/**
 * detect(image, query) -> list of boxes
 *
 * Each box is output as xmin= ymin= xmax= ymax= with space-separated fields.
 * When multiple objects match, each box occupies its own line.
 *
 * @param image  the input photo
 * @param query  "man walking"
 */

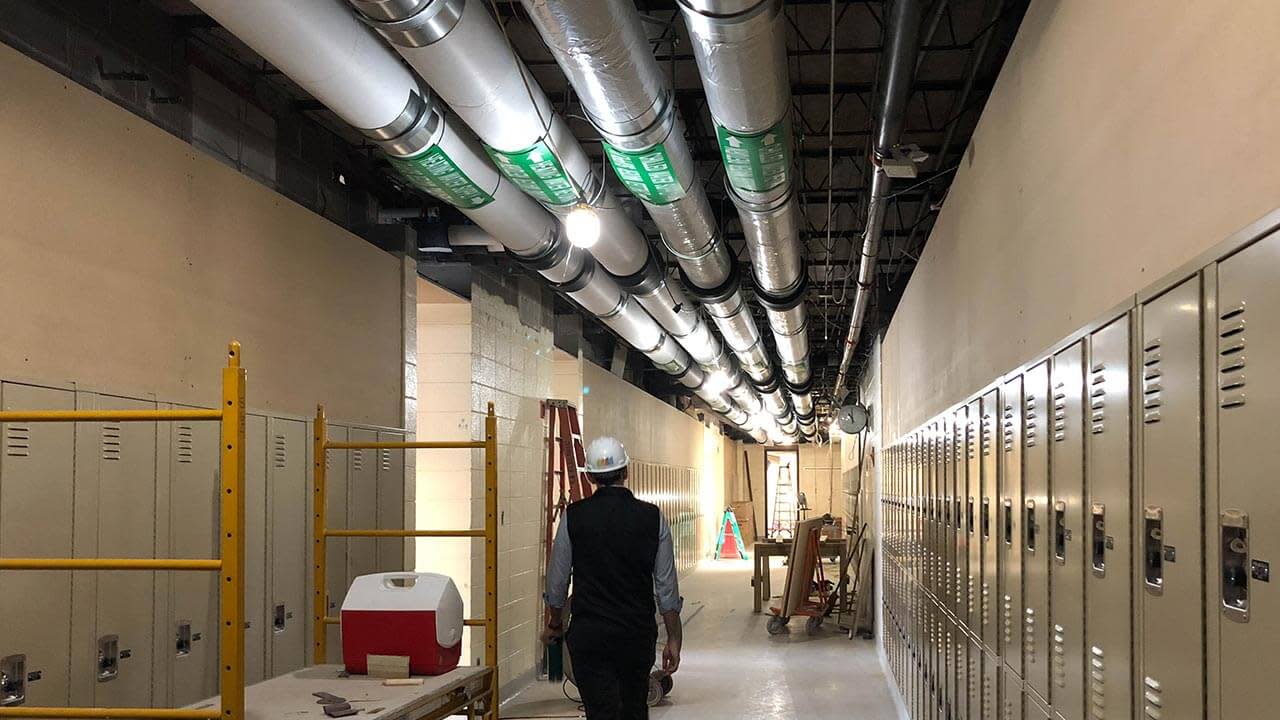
xmin=542 ymin=436 xmax=683 ymax=719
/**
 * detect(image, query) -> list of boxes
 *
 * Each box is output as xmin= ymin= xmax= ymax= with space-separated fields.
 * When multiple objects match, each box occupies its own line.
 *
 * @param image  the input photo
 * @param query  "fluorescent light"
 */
xmin=703 ymin=370 xmax=732 ymax=396
xmin=566 ymin=203 xmax=601 ymax=248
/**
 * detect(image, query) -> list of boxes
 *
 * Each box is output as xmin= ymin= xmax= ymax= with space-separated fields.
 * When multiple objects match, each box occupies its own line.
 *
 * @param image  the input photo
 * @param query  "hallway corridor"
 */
xmin=502 ymin=559 xmax=900 ymax=719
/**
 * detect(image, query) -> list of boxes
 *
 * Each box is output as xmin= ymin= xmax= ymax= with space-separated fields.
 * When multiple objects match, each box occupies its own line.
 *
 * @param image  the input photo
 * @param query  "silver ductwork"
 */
xmin=351 ymin=0 xmax=756 ymax=409
xmin=191 ymin=0 xmax=759 ymax=433
xmin=679 ymin=0 xmax=816 ymax=437
xmin=832 ymin=0 xmax=926 ymax=401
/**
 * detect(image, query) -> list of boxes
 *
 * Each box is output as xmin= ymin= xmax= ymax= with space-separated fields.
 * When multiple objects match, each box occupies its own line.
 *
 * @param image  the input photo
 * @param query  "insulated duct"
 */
xmin=190 ymin=0 xmax=752 ymax=428
xmin=348 ymin=0 xmax=758 ymax=412
xmin=518 ymin=0 xmax=779 ymax=393
xmin=678 ymin=0 xmax=816 ymax=437
xmin=832 ymin=0 xmax=925 ymax=401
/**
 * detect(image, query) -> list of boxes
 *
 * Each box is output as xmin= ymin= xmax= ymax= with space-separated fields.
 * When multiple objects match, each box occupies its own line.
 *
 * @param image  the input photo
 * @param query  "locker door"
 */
xmin=0 ymin=383 xmax=75 ymax=707
xmin=92 ymin=395 xmax=157 ymax=708
xmin=168 ymin=411 xmax=219 ymax=705
xmin=944 ymin=618 xmax=957 ymax=720
xmin=1022 ymin=360 xmax=1052 ymax=700
xmin=1049 ymin=342 xmax=1086 ymax=720
xmin=943 ymin=414 xmax=957 ymax=621
xmin=955 ymin=406 xmax=971 ymax=631
xmin=244 ymin=415 xmax=268 ymax=685
xmin=1003 ymin=663 xmax=1025 ymax=720
xmin=1084 ymin=316 xmax=1132 ymax=719
xmin=966 ymin=399 xmax=982 ymax=633
xmin=269 ymin=418 xmax=307 ymax=677
xmin=323 ymin=426 xmax=349 ymax=663
xmin=983 ymin=648 xmax=1000 ymax=719
xmin=1000 ymin=376 xmax=1025 ymax=675
xmin=981 ymin=389 xmax=1001 ymax=652
xmin=967 ymin=635 xmax=983 ymax=718
xmin=1214 ymin=233 xmax=1280 ymax=720
xmin=1026 ymin=687 xmax=1053 ymax=720
xmin=347 ymin=429 xmax=378 ymax=583
xmin=376 ymin=431 xmax=406 ymax=573
xmin=1137 ymin=277 xmax=1203 ymax=720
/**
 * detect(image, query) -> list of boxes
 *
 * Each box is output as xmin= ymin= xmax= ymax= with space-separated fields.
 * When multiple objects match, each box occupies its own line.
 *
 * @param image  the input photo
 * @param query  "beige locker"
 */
xmin=981 ymin=389 xmax=1000 ymax=652
xmin=268 ymin=418 xmax=308 ymax=677
xmin=955 ymin=405 xmax=971 ymax=631
xmin=1049 ymin=342 xmax=1085 ymax=720
xmin=1212 ymin=231 xmax=1280 ymax=720
xmin=1000 ymin=375 xmax=1025 ymax=675
xmin=1083 ymin=315 xmax=1133 ymax=719
xmin=943 ymin=413 xmax=957 ymax=620
xmin=1022 ymin=360 xmax=1052 ymax=700
xmin=167 ymin=411 xmax=219 ymax=705
xmin=347 ymin=429 xmax=378 ymax=583
xmin=966 ymin=399 xmax=982 ymax=633
xmin=1137 ymin=276 xmax=1204 ymax=720
xmin=1026 ymin=687 xmax=1053 ymax=720
xmin=90 ymin=395 xmax=157 ymax=708
xmin=244 ymin=414 xmax=268 ymax=685
xmin=323 ymin=425 xmax=349 ymax=664
xmin=1003 ymin=663 xmax=1024 ymax=720
xmin=0 ymin=383 xmax=75 ymax=708
xmin=945 ymin=618 xmax=959 ymax=720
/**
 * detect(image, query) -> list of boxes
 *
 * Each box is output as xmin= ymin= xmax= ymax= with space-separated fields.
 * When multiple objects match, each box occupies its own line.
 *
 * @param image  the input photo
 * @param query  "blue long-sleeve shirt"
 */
xmin=544 ymin=511 xmax=683 ymax=615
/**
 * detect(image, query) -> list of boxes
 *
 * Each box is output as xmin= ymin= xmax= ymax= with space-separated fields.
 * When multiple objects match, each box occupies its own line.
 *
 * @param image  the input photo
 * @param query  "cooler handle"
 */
xmin=380 ymin=573 xmax=421 ymax=590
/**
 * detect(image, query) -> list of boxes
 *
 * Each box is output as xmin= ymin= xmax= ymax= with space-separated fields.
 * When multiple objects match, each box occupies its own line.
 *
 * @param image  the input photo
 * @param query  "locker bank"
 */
xmin=1 ymin=1 xmax=1278 ymax=719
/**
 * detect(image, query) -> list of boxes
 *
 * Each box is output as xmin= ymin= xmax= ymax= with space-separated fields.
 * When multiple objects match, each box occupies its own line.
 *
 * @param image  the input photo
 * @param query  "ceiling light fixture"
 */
xmin=566 ymin=202 xmax=601 ymax=248
xmin=703 ymin=370 xmax=732 ymax=396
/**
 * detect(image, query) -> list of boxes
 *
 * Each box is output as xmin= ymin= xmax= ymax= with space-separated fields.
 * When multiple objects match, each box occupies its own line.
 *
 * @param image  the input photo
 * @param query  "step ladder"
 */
xmin=714 ymin=507 xmax=751 ymax=560
xmin=540 ymin=399 xmax=590 ymax=683
xmin=771 ymin=462 xmax=797 ymax=539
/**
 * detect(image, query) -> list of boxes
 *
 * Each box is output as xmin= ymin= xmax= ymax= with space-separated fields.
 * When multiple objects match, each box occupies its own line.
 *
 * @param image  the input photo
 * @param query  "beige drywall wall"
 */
xmin=735 ymin=441 xmax=843 ymax=533
xmin=881 ymin=0 xmax=1280 ymax=441
xmin=0 ymin=43 xmax=403 ymax=426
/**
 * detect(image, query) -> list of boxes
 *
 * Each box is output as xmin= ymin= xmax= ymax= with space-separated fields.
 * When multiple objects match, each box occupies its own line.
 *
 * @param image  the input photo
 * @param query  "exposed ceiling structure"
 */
xmin=32 ymin=0 xmax=1029 ymax=439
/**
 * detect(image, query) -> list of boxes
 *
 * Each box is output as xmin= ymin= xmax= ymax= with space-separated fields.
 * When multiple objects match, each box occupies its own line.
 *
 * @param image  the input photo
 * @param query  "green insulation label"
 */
xmin=715 ymin=119 xmax=791 ymax=193
xmin=391 ymin=146 xmax=494 ymax=210
xmin=484 ymin=140 xmax=578 ymax=206
xmin=602 ymin=142 xmax=684 ymax=205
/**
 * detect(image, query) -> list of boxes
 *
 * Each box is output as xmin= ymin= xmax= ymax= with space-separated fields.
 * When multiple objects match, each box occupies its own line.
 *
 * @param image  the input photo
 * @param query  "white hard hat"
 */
xmin=584 ymin=436 xmax=630 ymax=474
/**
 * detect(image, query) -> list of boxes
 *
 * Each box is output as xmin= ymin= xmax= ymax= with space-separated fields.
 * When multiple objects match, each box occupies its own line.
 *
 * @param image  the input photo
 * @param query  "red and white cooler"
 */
xmin=341 ymin=572 xmax=464 ymax=676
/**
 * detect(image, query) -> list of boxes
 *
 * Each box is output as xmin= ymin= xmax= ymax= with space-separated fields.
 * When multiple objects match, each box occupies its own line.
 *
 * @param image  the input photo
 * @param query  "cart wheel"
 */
xmin=806 ymin=616 xmax=823 ymax=635
xmin=647 ymin=676 xmax=664 ymax=707
xmin=660 ymin=674 xmax=674 ymax=696
xmin=767 ymin=615 xmax=788 ymax=635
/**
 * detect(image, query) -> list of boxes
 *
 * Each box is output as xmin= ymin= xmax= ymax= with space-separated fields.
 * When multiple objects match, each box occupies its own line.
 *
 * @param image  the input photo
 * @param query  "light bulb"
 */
xmin=703 ymin=370 xmax=732 ymax=396
xmin=566 ymin=203 xmax=601 ymax=248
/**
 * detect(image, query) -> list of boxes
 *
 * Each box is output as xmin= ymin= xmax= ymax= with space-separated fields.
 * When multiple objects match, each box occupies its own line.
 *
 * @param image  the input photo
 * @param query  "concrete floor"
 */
xmin=500 ymin=558 xmax=901 ymax=719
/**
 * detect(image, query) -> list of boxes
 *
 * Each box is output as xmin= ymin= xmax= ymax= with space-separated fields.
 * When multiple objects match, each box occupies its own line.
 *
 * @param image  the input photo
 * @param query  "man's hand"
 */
xmin=540 ymin=623 xmax=564 ymax=646
xmin=661 ymin=640 xmax=681 ymax=675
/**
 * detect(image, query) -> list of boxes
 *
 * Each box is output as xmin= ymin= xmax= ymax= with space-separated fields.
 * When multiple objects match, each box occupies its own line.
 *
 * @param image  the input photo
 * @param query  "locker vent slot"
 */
xmin=1143 ymin=340 xmax=1164 ymax=422
xmin=380 ymin=448 xmax=392 ymax=472
xmin=102 ymin=424 xmax=122 ymax=461
xmin=1024 ymin=609 xmax=1036 ymax=659
xmin=1089 ymin=364 xmax=1106 ymax=433
xmin=1052 ymin=624 xmax=1067 ymax=689
xmin=176 ymin=426 xmax=194 ymax=464
xmin=1003 ymin=402 xmax=1016 ymax=451
xmin=352 ymin=449 xmax=364 ymax=472
xmin=982 ymin=413 xmax=994 ymax=457
xmin=4 ymin=425 xmax=31 ymax=457
xmin=1053 ymin=386 xmax=1067 ymax=440
xmin=272 ymin=434 xmax=287 ymax=469
xmin=1089 ymin=645 xmax=1106 ymax=717
xmin=1002 ymin=594 xmax=1014 ymax=647
xmin=1025 ymin=393 xmax=1038 ymax=447
xmin=1143 ymin=676 xmax=1163 ymax=719
xmin=1218 ymin=305 xmax=1247 ymax=409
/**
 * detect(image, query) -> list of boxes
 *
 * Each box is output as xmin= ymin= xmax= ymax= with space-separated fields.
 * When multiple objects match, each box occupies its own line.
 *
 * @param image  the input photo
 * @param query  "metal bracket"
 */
xmin=94 ymin=56 xmax=148 ymax=82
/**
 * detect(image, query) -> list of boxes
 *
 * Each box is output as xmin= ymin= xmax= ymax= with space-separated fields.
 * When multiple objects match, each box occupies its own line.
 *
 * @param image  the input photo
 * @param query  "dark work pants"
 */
xmin=567 ymin=625 xmax=656 ymax=720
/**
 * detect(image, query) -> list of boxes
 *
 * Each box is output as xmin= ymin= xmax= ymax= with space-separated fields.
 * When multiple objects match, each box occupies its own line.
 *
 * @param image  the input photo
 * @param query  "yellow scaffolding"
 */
xmin=0 ymin=342 xmax=246 ymax=720
xmin=313 ymin=402 xmax=499 ymax=720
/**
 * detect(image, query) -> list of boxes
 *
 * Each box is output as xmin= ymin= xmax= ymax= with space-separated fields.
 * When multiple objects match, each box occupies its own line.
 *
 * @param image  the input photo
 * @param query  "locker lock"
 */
xmin=176 ymin=622 xmax=193 ymax=657
xmin=97 ymin=635 xmax=119 ymax=683
xmin=1221 ymin=510 xmax=1250 ymax=623
xmin=0 ymin=655 xmax=25 ymax=707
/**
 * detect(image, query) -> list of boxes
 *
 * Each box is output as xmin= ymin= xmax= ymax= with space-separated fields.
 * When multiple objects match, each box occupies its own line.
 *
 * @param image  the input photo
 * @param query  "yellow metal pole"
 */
xmin=0 ymin=559 xmax=220 ymax=571
xmin=0 ymin=708 xmax=222 ymax=719
xmin=219 ymin=341 xmax=246 ymax=720
xmin=324 ymin=529 xmax=486 ymax=538
xmin=313 ymin=404 xmax=328 ymax=664
xmin=0 ymin=409 xmax=222 ymax=423
xmin=484 ymin=402 xmax=498 ymax=720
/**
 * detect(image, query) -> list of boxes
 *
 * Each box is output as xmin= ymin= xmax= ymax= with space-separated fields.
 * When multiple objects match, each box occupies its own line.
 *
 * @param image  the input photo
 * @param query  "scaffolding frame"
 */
xmin=0 ymin=342 xmax=247 ymax=720
xmin=313 ymin=402 xmax=498 ymax=720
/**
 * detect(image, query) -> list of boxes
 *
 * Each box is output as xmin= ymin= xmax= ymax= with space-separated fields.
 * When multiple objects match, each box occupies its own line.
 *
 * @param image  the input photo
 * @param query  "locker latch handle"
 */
xmin=967 ymin=498 xmax=975 ymax=536
xmin=1003 ymin=499 xmax=1014 ymax=546
xmin=1025 ymin=499 xmax=1037 ymax=553
xmin=955 ymin=499 xmax=962 ymax=532
xmin=1090 ymin=503 xmax=1107 ymax=576
xmin=97 ymin=635 xmax=119 ymax=683
xmin=1053 ymin=501 xmax=1067 ymax=564
xmin=274 ymin=604 xmax=287 ymax=634
xmin=1143 ymin=506 xmax=1164 ymax=594
xmin=982 ymin=498 xmax=991 ymax=539
xmin=1221 ymin=510 xmax=1250 ymax=623
xmin=0 ymin=655 xmax=25 ymax=706
xmin=176 ymin=622 xmax=192 ymax=657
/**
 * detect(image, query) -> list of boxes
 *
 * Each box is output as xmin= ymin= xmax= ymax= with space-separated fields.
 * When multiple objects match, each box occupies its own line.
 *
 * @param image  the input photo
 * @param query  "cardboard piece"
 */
xmin=730 ymin=501 xmax=758 ymax=543
xmin=366 ymin=654 xmax=411 ymax=680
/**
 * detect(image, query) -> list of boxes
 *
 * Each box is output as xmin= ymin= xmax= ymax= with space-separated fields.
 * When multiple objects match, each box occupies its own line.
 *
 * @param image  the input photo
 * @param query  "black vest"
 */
xmin=566 ymin=485 xmax=660 ymax=638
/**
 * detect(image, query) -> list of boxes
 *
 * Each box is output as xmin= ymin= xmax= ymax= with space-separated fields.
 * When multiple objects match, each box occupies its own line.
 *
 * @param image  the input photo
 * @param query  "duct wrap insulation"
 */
xmin=680 ymin=0 xmax=815 ymax=436
xmin=350 ymin=0 xmax=758 ymax=412
xmin=190 ymin=0 xmax=761 ymax=429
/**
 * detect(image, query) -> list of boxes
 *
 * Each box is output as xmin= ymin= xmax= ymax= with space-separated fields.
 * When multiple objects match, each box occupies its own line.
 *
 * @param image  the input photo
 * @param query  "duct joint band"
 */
xmin=661 ymin=231 xmax=724 ymax=265
xmin=792 ymin=406 xmax=816 ymax=424
xmin=749 ymin=372 xmax=781 ymax=395
xmin=613 ymin=251 xmax=667 ymax=297
xmin=363 ymin=88 xmax=443 ymax=158
xmin=547 ymin=255 xmax=601 ymax=297
xmin=784 ymin=374 xmax=815 ymax=397
xmin=352 ymin=0 xmax=465 ymax=48
xmin=680 ymin=258 xmax=741 ymax=305
xmin=506 ymin=233 xmax=567 ymax=273
xmin=754 ymin=269 xmax=809 ymax=312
